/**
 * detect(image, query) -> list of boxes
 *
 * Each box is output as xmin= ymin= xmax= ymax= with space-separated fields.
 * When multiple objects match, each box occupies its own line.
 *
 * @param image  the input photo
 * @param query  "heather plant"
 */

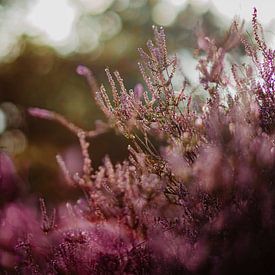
xmin=0 ymin=8 xmax=275 ymax=275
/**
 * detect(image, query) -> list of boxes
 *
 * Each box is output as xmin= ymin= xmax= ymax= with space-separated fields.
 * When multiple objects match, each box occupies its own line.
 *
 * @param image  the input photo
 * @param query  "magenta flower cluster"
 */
xmin=0 ymin=8 xmax=274 ymax=274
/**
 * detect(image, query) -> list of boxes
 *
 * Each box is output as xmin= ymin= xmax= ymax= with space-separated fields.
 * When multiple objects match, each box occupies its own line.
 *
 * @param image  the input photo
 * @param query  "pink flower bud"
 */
xmin=76 ymin=65 xmax=91 ymax=76
xmin=28 ymin=108 xmax=54 ymax=119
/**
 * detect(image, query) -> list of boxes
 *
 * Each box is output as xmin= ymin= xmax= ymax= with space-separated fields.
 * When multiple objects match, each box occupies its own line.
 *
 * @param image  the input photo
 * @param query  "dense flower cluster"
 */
xmin=0 ymin=8 xmax=274 ymax=274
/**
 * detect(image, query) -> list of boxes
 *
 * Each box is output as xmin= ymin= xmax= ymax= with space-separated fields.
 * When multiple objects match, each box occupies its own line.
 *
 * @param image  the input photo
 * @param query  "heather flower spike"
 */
xmin=39 ymin=198 xmax=56 ymax=234
xmin=3 ymin=10 xmax=274 ymax=274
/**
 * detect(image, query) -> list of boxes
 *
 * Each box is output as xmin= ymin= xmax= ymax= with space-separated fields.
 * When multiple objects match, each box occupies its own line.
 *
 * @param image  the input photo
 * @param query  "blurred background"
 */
xmin=0 ymin=0 xmax=274 ymax=202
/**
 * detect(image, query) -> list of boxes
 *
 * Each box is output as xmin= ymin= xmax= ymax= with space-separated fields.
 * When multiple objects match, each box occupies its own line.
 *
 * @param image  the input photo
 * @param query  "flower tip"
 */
xmin=76 ymin=65 xmax=90 ymax=76
xmin=28 ymin=108 xmax=53 ymax=119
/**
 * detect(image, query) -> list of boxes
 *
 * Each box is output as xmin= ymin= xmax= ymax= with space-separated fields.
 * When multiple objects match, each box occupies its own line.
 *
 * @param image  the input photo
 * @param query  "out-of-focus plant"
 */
xmin=0 ymin=8 xmax=274 ymax=274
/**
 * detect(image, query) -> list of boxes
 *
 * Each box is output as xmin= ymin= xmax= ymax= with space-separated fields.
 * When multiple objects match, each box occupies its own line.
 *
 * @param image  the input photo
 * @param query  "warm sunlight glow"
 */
xmin=27 ymin=0 xmax=76 ymax=42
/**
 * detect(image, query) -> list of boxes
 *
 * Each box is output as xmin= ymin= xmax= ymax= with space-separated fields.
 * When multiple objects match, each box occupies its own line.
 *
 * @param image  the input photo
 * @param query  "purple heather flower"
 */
xmin=5 ymin=9 xmax=275 ymax=275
